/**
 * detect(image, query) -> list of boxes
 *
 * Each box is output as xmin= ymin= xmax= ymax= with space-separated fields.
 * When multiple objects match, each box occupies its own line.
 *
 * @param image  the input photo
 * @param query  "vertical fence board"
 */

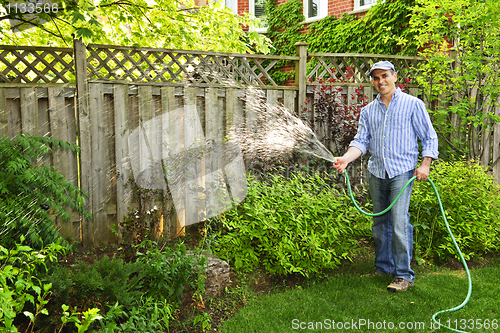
xmin=183 ymin=86 xmax=201 ymax=230
xmin=65 ymin=95 xmax=80 ymax=238
xmin=161 ymin=86 xmax=183 ymax=236
xmin=225 ymin=88 xmax=239 ymax=133
xmin=347 ymin=86 xmax=356 ymax=107
xmin=205 ymin=87 xmax=221 ymax=219
xmin=364 ymin=86 xmax=373 ymax=103
xmin=0 ymin=88 xmax=7 ymax=137
xmin=38 ymin=96 xmax=52 ymax=167
xmin=75 ymin=39 xmax=93 ymax=246
xmin=138 ymin=86 xmax=154 ymax=183
xmin=89 ymin=83 xmax=112 ymax=245
xmin=7 ymin=97 xmax=21 ymax=139
xmin=49 ymin=87 xmax=76 ymax=240
xmin=153 ymin=94 xmax=165 ymax=232
xmin=21 ymin=87 xmax=38 ymax=135
xmin=283 ymin=90 xmax=295 ymax=114
xmin=114 ymin=84 xmax=130 ymax=244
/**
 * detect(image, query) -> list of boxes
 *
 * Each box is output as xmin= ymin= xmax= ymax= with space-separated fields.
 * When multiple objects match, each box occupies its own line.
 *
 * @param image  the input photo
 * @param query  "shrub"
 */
xmin=211 ymin=171 xmax=372 ymax=277
xmin=411 ymin=159 xmax=500 ymax=262
xmin=0 ymin=134 xmax=91 ymax=249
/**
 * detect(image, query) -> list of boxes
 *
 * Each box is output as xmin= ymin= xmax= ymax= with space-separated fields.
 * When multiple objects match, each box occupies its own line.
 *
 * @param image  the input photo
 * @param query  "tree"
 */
xmin=0 ymin=0 xmax=271 ymax=53
xmin=410 ymin=0 xmax=500 ymax=163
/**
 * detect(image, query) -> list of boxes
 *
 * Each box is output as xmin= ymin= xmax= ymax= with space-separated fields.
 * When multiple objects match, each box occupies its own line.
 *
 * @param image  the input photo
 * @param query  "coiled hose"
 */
xmin=342 ymin=171 xmax=472 ymax=333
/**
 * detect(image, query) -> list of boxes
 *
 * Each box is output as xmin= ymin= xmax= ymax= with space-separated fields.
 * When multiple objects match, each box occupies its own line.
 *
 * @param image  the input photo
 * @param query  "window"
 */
xmin=354 ymin=0 xmax=376 ymax=12
xmin=304 ymin=0 xmax=327 ymax=21
xmin=225 ymin=0 xmax=237 ymax=13
xmin=249 ymin=0 xmax=267 ymax=31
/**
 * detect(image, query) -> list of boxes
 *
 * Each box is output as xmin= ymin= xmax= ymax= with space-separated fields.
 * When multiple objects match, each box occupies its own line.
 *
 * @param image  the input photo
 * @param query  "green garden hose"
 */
xmin=342 ymin=171 xmax=472 ymax=333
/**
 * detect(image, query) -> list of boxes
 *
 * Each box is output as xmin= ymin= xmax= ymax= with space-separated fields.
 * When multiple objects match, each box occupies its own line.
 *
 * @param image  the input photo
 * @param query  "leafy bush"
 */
xmin=211 ymin=171 xmax=372 ymax=277
xmin=0 ymin=134 xmax=91 ymax=249
xmin=411 ymin=159 xmax=500 ymax=262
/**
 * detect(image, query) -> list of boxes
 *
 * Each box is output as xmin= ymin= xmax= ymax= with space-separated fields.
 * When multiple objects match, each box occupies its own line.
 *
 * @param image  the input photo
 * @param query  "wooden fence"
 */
xmin=0 ymin=39 xmax=491 ymax=247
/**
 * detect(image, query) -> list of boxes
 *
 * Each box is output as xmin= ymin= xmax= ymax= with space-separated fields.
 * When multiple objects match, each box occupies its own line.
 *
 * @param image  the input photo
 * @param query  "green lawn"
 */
xmin=219 ymin=260 xmax=499 ymax=333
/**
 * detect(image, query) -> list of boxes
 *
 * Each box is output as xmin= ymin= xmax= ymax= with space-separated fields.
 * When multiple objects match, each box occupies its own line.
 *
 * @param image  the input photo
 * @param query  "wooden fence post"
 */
xmin=295 ymin=42 xmax=308 ymax=116
xmin=74 ymin=38 xmax=94 ymax=247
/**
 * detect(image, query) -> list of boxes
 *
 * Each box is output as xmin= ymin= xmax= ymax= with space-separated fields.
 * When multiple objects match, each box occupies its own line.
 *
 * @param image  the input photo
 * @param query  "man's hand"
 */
xmin=414 ymin=157 xmax=433 ymax=181
xmin=333 ymin=156 xmax=349 ymax=174
xmin=333 ymin=147 xmax=362 ymax=174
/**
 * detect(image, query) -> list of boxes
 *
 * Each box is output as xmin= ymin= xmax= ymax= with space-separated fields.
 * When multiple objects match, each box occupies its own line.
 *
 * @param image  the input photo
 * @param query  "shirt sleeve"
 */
xmin=412 ymin=99 xmax=439 ymax=159
xmin=349 ymin=107 xmax=371 ymax=155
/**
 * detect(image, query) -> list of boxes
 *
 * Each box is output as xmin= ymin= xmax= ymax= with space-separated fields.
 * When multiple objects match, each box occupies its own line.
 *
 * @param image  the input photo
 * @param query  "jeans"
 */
xmin=368 ymin=170 xmax=415 ymax=282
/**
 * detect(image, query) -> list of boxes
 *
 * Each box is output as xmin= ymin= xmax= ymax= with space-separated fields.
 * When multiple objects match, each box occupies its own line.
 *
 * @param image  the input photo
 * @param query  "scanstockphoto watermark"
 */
xmin=291 ymin=318 xmax=429 ymax=330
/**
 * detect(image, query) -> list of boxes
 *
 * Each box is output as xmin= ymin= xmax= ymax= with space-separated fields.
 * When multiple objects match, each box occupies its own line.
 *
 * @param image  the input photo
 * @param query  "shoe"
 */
xmin=387 ymin=278 xmax=414 ymax=292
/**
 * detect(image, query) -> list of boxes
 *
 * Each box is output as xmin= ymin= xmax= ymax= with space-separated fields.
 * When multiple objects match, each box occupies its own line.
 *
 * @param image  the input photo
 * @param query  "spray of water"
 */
xmin=128 ymin=87 xmax=336 ymax=227
xmin=229 ymin=87 xmax=336 ymax=166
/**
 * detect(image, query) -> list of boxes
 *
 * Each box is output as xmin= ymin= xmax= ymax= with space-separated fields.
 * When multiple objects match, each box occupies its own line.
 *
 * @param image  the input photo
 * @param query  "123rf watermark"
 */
xmin=292 ymin=318 xmax=498 ymax=330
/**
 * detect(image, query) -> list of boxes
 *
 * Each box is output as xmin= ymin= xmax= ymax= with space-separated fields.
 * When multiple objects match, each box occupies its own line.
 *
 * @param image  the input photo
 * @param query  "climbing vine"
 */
xmin=265 ymin=0 xmax=420 ymax=58
xmin=265 ymin=0 xmax=304 ymax=84
xmin=307 ymin=0 xmax=419 ymax=55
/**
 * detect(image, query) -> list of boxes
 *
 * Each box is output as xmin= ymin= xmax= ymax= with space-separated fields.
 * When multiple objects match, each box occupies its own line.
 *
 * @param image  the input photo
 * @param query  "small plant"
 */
xmin=0 ymin=237 xmax=67 ymax=332
xmin=194 ymin=312 xmax=212 ymax=332
xmin=136 ymin=240 xmax=207 ymax=303
xmin=58 ymin=305 xmax=102 ymax=333
xmin=93 ymin=298 xmax=174 ymax=333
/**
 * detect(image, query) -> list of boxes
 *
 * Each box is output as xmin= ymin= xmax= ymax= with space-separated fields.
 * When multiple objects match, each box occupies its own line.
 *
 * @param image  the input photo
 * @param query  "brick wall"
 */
xmin=238 ymin=0 xmax=249 ymax=15
xmin=329 ymin=0 xmax=354 ymax=17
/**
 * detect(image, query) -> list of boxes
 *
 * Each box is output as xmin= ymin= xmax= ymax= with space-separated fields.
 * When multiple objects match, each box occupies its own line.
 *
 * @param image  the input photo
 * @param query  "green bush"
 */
xmin=411 ymin=159 xmax=500 ymax=262
xmin=211 ymin=171 xmax=372 ymax=277
xmin=0 ymin=134 xmax=91 ymax=249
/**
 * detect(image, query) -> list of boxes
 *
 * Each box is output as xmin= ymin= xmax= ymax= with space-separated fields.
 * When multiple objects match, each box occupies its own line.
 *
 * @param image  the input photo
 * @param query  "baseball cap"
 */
xmin=369 ymin=61 xmax=396 ymax=77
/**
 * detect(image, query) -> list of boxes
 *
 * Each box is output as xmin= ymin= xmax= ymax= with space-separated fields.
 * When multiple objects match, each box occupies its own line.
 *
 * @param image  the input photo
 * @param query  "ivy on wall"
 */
xmin=266 ymin=0 xmax=304 ymax=56
xmin=265 ymin=0 xmax=420 ymax=57
xmin=265 ymin=0 xmax=304 ymax=84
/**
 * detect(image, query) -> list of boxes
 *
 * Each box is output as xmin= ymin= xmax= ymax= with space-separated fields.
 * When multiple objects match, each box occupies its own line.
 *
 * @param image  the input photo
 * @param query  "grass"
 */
xmin=218 ymin=254 xmax=500 ymax=333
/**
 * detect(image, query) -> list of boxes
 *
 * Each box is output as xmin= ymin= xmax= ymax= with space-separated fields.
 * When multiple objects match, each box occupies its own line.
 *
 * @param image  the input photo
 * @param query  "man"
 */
xmin=333 ymin=61 xmax=439 ymax=292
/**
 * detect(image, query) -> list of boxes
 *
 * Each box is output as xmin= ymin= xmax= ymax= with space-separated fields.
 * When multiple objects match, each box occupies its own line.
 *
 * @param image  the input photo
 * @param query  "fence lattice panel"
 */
xmin=0 ymin=46 xmax=74 ymax=84
xmin=307 ymin=53 xmax=426 ymax=85
xmin=87 ymin=44 xmax=297 ymax=86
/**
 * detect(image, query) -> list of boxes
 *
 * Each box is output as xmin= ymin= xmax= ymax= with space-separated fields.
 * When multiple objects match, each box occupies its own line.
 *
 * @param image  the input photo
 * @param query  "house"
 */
xmin=225 ymin=0 xmax=376 ymax=32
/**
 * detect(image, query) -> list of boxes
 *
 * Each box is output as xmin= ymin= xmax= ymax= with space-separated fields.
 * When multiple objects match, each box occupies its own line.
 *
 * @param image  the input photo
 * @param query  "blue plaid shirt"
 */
xmin=349 ymin=88 xmax=439 ymax=179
